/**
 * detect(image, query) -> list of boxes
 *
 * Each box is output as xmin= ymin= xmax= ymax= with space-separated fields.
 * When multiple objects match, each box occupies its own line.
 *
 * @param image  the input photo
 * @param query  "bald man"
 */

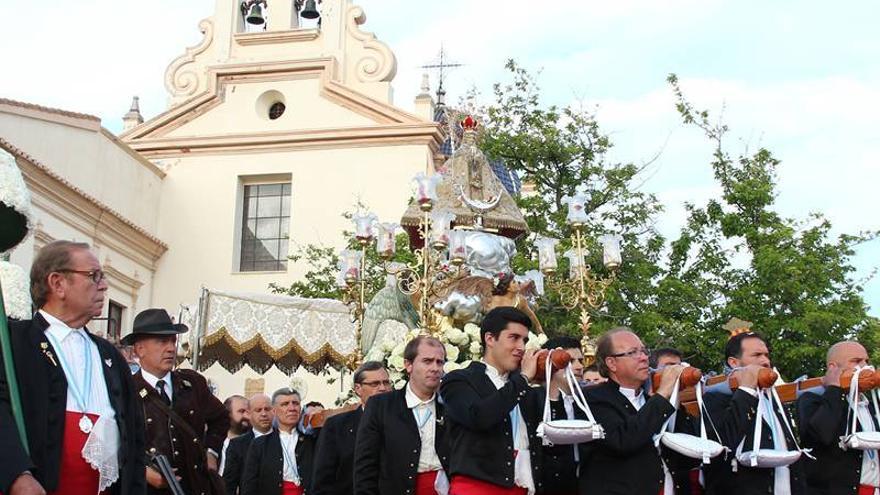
xmin=798 ymin=341 xmax=875 ymax=495
xmin=223 ymin=394 xmax=274 ymax=494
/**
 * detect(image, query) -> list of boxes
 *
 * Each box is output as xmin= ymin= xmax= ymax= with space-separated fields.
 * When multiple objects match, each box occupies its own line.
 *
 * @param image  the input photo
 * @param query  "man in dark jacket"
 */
xmin=702 ymin=328 xmax=805 ymax=495
xmin=223 ymin=393 xmax=274 ymax=494
xmin=0 ymin=240 xmax=145 ymax=495
xmin=127 ymin=308 xmax=229 ymax=495
xmin=311 ymin=361 xmax=391 ymax=495
xmin=439 ymin=306 xmax=543 ymax=495
xmin=241 ymin=388 xmax=315 ymax=495
xmin=577 ymin=327 xmax=690 ymax=495
xmin=798 ymin=340 xmax=876 ymax=495
xmin=354 ymin=335 xmax=451 ymax=495
xmin=537 ymin=336 xmax=584 ymax=495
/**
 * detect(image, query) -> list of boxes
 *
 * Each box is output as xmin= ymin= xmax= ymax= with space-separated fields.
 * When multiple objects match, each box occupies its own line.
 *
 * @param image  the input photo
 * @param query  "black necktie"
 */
xmin=157 ymin=379 xmax=172 ymax=406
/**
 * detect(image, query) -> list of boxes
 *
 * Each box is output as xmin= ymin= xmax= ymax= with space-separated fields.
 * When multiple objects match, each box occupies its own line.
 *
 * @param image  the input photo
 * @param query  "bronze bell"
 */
xmin=246 ymin=3 xmax=265 ymax=25
xmin=300 ymin=0 xmax=320 ymax=19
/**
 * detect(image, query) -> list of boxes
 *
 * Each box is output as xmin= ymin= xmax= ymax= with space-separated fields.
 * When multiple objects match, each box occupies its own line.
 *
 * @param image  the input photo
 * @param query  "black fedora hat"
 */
xmin=121 ymin=308 xmax=188 ymax=345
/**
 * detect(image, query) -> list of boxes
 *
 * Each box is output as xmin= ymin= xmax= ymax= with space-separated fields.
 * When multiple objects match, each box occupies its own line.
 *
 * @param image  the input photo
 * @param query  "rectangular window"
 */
xmin=107 ymin=300 xmax=124 ymax=344
xmin=239 ymin=182 xmax=291 ymax=271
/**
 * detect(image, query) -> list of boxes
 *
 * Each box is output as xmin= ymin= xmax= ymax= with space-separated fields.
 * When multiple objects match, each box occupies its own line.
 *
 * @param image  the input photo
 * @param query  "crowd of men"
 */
xmin=1 ymin=240 xmax=878 ymax=495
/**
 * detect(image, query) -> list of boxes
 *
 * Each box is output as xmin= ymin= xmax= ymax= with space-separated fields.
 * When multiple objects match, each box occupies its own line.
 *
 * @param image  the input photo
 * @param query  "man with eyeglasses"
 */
xmin=354 ymin=336 xmax=451 ymax=495
xmin=0 ymin=240 xmax=146 ymax=495
xmin=312 ymin=360 xmax=391 ymax=495
xmin=577 ymin=327 xmax=692 ymax=495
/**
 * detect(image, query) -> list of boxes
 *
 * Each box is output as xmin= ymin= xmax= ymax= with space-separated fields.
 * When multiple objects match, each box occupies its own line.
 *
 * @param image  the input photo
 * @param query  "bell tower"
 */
xmin=159 ymin=0 xmax=398 ymax=109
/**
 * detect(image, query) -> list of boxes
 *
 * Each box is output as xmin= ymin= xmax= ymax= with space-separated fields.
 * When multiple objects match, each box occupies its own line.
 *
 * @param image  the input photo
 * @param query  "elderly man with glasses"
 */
xmin=312 ymin=360 xmax=390 ymax=495
xmin=577 ymin=327 xmax=694 ymax=495
xmin=1 ymin=240 xmax=146 ymax=495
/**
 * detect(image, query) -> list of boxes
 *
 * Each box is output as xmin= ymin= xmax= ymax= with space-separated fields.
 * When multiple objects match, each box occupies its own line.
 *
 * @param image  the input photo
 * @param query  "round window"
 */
xmin=269 ymin=102 xmax=286 ymax=120
xmin=255 ymin=90 xmax=286 ymax=121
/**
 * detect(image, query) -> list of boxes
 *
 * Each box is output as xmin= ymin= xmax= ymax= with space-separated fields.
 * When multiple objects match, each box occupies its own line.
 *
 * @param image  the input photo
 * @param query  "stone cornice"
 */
xmin=126 ymin=122 xmax=444 ymax=157
xmin=122 ymin=58 xmax=430 ymax=141
xmin=234 ymin=28 xmax=320 ymax=45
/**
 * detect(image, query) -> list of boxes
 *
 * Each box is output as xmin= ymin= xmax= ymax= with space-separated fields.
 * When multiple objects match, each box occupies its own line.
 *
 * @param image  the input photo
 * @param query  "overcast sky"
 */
xmin=2 ymin=0 xmax=878 ymax=316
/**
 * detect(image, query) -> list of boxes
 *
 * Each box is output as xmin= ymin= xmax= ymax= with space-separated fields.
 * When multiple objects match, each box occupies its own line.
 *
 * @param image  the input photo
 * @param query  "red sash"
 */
xmin=449 ymin=475 xmax=527 ymax=495
xmin=282 ymin=481 xmax=305 ymax=495
xmin=47 ymin=411 xmax=103 ymax=495
xmin=415 ymin=470 xmax=440 ymax=495
xmin=859 ymin=485 xmax=879 ymax=495
xmin=689 ymin=469 xmax=704 ymax=495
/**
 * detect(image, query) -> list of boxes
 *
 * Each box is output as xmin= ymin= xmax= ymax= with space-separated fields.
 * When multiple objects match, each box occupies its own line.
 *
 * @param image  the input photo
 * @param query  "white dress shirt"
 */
xmin=405 ymin=383 xmax=443 ymax=473
xmin=618 ymin=386 xmax=646 ymax=411
xmin=41 ymin=310 xmax=114 ymax=417
xmin=483 ymin=361 xmax=535 ymax=495
xmin=140 ymin=368 xmax=173 ymax=402
xmin=855 ymin=397 xmax=880 ymax=487
xmin=280 ymin=429 xmax=301 ymax=484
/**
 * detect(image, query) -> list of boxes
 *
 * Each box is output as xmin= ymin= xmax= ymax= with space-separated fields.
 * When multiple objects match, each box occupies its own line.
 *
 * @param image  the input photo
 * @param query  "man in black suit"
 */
xmin=577 ymin=327 xmax=691 ymax=495
xmin=798 ymin=341 xmax=876 ymax=495
xmin=312 ymin=361 xmax=391 ymax=495
xmin=702 ymin=328 xmax=806 ymax=495
xmin=354 ymin=335 xmax=450 ymax=495
xmin=241 ymin=388 xmax=315 ymax=495
xmin=440 ymin=306 xmax=543 ymax=495
xmin=537 ymin=336 xmax=584 ymax=495
xmin=223 ymin=393 xmax=274 ymax=494
xmin=219 ymin=395 xmax=250 ymax=475
xmin=0 ymin=240 xmax=145 ymax=495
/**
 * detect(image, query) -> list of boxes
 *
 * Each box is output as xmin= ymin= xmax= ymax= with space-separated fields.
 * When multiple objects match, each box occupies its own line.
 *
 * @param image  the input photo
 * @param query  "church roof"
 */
xmin=0 ymin=97 xmax=100 ymax=123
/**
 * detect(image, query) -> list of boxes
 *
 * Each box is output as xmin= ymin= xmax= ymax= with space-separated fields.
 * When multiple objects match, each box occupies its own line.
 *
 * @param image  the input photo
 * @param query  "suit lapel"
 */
xmin=397 ymin=389 xmax=420 ymax=437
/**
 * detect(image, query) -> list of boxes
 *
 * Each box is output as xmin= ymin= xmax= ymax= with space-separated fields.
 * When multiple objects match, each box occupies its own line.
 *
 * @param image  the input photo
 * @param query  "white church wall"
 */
xmin=149 ymin=143 xmax=430 ymax=313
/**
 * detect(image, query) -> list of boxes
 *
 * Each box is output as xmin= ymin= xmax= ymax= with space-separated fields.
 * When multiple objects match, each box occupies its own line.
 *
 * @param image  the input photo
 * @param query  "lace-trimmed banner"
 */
xmin=193 ymin=289 xmax=358 ymax=374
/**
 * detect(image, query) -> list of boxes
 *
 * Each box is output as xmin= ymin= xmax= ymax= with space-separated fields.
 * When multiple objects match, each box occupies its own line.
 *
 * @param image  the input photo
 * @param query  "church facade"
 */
xmin=1 ymin=0 xmax=444 ymax=403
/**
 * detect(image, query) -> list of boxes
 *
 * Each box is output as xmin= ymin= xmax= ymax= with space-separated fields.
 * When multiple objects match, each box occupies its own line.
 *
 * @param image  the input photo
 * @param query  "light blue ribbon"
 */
xmin=45 ymin=331 xmax=92 ymax=413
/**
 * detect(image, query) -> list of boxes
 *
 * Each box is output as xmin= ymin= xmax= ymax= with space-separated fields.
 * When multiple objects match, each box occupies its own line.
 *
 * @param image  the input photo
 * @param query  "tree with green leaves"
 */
xmin=654 ymin=74 xmax=880 ymax=378
xmin=270 ymin=62 xmax=879 ymax=379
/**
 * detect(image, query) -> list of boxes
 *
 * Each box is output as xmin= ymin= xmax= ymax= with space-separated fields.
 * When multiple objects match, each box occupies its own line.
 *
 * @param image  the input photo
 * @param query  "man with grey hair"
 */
xmin=578 ymin=327 xmax=690 ymax=495
xmin=223 ymin=393 xmax=274 ymax=494
xmin=0 ymin=240 xmax=145 ymax=495
xmin=313 ymin=361 xmax=391 ymax=495
xmin=241 ymin=388 xmax=315 ymax=495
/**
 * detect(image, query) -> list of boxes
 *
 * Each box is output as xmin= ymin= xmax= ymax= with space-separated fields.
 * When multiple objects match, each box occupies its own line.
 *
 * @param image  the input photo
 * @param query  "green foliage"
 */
xmin=269 ymin=207 xmax=417 ymax=299
xmin=467 ymin=60 xmax=667 ymax=339
xmin=271 ymin=63 xmax=880 ymax=380
xmin=659 ymin=74 xmax=880 ymax=377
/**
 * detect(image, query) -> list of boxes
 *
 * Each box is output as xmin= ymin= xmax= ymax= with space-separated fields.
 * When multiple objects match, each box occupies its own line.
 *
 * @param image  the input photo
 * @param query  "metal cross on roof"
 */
xmin=419 ymin=45 xmax=464 ymax=106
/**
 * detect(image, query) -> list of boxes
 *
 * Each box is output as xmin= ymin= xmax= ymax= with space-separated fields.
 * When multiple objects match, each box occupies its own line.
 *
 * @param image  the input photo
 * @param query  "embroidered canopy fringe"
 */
xmin=193 ymin=289 xmax=359 ymax=373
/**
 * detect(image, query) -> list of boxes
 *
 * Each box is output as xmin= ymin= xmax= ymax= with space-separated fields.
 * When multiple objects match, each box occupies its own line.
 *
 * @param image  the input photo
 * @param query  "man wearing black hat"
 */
xmin=124 ymin=308 xmax=229 ymax=495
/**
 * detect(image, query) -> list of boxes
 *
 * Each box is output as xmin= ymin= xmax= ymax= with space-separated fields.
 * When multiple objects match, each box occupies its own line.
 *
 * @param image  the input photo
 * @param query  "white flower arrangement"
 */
xmin=0 ymin=149 xmax=34 ymax=253
xmin=0 ymin=260 xmax=31 ymax=319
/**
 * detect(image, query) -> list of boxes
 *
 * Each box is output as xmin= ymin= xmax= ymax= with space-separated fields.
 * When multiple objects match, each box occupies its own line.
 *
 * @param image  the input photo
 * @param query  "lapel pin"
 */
xmin=182 ymin=379 xmax=192 ymax=388
xmin=139 ymin=388 xmax=148 ymax=398
xmin=40 ymin=342 xmax=48 ymax=350
xmin=105 ymin=358 xmax=113 ymax=368
xmin=43 ymin=350 xmax=58 ymax=367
